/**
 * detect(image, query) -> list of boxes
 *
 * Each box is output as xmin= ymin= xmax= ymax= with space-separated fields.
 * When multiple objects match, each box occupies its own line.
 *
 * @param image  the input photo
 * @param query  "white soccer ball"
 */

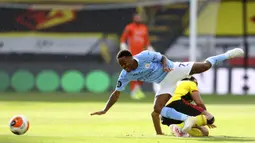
xmin=9 ymin=115 xmax=30 ymax=135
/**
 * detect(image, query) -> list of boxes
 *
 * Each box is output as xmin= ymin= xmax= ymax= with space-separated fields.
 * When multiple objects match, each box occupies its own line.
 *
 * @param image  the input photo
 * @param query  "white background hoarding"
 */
xmin=166 ymin=36 xmax=255 ymax=61
xmin=198 ymin=68 xmax=255 ymax=95
xmin=153 ymin=68 xmax=255 ymax=95
xmin=0 ymin=35 xmax=117 ymax=55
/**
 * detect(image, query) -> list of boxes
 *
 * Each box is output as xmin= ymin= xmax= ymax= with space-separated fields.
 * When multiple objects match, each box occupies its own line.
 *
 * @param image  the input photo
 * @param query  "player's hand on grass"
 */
xmin=90 ymin=110 xmax=106 ymax=116
xmin=207 ymin=124 xmax=217 ymax=129
xmin=156 ymin=132 xmax=165 ymax=135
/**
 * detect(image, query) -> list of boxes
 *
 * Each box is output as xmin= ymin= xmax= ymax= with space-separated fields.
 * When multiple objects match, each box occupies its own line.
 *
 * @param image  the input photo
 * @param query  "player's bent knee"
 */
xmin=191 ymin=62 xmax=212 ymax=75
xmin=207 ymin=117 xmax=215 ymax=125
xmin=199 ymin=63 xmax=211 ymax=72
xmin=204 ymin=62 xmax=212 ymax=70
xmin=151 ymin=111 xmax=159 ymax=116
xmin=153 ymin=106 xmax=163 ymax=114
xmin=153 ymin=103 xmax=164 ymax=114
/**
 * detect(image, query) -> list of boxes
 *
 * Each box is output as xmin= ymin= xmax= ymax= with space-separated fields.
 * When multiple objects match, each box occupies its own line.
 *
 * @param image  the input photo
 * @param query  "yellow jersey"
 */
xmin=167 ymin=81 xmax=198 ymax=104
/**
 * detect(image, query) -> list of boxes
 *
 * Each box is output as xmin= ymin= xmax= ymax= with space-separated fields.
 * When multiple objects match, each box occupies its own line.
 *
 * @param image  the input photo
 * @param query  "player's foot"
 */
xmin=225 ymin=48 xmax=244 ymax=59
xmin=170 ymin=125 xmax=189 ymax=137
xmin=131 ymin=91 xmax=145 ymax=100
xmin=131 ymin=88 xmax=145 ymax=100
xmin=182 ymin=117 xmax=197 ymax=133
xmin=137 ymin=90 xmax=145 ymax=99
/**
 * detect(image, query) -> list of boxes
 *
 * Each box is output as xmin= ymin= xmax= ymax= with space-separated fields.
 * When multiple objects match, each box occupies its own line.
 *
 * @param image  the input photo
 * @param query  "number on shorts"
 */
xmin=179 ymin=63 xmax=189 ymax=67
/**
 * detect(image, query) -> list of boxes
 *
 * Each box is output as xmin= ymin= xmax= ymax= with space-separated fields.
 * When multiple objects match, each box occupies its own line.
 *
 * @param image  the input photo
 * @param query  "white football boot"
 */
xmin=170 ymin=125 xmax=189 ymax=137
xmin=182 ymin=117 xmax=197 ymax=133
xmin=225 ymin=48 xmax=244 ymax=59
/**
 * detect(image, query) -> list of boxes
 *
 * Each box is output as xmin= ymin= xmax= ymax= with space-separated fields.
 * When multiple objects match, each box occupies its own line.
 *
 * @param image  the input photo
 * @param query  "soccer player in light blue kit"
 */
xmin=91 ymin=48 xmax=244 ymax=135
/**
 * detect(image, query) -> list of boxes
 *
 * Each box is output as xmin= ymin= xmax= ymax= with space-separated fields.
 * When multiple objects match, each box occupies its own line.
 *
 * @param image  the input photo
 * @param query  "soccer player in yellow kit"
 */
xmin=161 ymin=76 xmax=216 ymax=137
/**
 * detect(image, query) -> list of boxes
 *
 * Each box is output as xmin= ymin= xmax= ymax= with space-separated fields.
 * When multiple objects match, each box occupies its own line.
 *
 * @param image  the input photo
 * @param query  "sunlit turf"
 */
xmin=0 ymin=93 xmax=254 ymax=143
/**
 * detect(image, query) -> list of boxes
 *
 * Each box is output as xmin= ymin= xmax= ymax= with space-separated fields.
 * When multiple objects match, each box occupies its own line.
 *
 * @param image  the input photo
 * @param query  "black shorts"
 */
xmin=161 ymin=99 xmax=205 ymax=126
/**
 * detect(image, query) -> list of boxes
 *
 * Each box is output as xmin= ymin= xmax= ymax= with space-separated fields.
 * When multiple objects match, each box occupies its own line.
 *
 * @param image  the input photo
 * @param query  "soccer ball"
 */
xmin=9 ymin=115 xmax=30 ymax=135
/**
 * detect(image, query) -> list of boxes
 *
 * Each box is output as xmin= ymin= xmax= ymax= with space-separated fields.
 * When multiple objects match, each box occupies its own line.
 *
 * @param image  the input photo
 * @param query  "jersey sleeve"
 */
xmin=138 ymin=50 xmax=163 ymax=62
xmin=115 ymin=71 xmax=130 ymax=91
xmin=189 ymin=81 xmax=199 ymax=94
xmin=144 ymin=26 xmax=150 ymax=47
xmin=120 ymin=25 xmax=131 ymax=43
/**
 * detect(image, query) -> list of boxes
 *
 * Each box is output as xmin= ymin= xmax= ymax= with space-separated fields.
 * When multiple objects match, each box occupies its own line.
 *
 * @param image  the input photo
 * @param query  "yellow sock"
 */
xmin=177 ymin=115 xmax=207 ymax=127
xmin=195 ymin=115 xmax=207 ymax=126
xmin=176 ymin=123 xmax=204 ymax=137
xmin=188 ymin=128 xmax=204 ymax=137
xmin=176 ymin=122 xmax=184 ymax=128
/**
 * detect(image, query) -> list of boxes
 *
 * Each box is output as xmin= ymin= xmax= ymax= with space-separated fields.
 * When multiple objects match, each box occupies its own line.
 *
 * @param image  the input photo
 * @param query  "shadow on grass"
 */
xmin=1 ymin=134 xmax=255 ymax=143
xmin=105 ymin=134 xmax=255 ymax=142
xmin=193 ymin=135 xmax=255 ymax=142
xmin=0 ymin=92 xmax=255 ymax=104
xmin=0 ymin=135 xmax=85 ymax=143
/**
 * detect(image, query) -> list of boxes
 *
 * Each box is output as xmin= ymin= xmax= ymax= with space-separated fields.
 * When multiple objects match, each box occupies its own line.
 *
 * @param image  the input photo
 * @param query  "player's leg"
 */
xmin=161 ymin=113 xmax=207 ymax=137
xmin=170 ymin=124 xmax=209 ymax=137
xmin=195 ymin=126 xmax=209 ymax=136
xmin=153 ymin=94 xmax=195 ymax=121
xmin=130 ymin=81 xmax=145 ymax=99
xmin=161 ymin=101 xmax=211 ymax=137
xmin=161 ymin=116 xmax=190 ymax=137
xmin=137 ymin=81 xmax=145 ymax=98
xmin=129 ymin=47 xmax=145 ymax=99
xmin=152 ymin=74 xmax=198 ymax=134
xmin=181 ymin=126 xmax=209 ymax=137
xmin=169 ymin=124 xmax=189 ymax=137
xmin=189 ymin=48 xmax=244 ymax=75
xmin=151 ymin=94 xmax=171 ymax=134
xmin=182 ymin=101 xmax=215 ymax=127
xmin=173 ymin=99 xmax=215 ymax=132
xmin=162 ymin=99 xmax=208 ymax=131
xmin=130 ymin=81 xmax=136 ymax=92
xmin=152 ymin=94 xmax=196 ymax=134
xmin=161 ymin=99 xmax=213 ymax=136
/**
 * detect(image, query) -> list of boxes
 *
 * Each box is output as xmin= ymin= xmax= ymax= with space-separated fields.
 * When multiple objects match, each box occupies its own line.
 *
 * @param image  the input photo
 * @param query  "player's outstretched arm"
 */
xmin=192 ymin=91 xmax=207 ymax=110
xmin=151 ymin=111 xmax=164 ymax=135
xmin=91 ymin=90 xmax=120 ymax=115
xmin=120 ymin=25 xmax=130 ymax=50
xmin=142 ymin=51 xmax=171 ymax=72
xmin=161 ymin=55 xmax=172 ymax=72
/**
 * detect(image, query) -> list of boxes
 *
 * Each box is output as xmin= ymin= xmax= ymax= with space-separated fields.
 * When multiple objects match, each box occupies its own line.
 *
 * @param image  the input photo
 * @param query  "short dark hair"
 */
xmin=116 ymin=49 xmax=132 ymax=59
xmin=182 ymin=76 xmax=198 ymax=85
xmin=182 ymin=76 xmax=196 ymax=82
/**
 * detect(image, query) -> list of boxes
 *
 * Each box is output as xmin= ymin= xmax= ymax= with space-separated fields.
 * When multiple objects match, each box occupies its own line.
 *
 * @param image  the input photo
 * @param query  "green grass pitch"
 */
xmin=0 ymin=93 xmax=255 ymax=143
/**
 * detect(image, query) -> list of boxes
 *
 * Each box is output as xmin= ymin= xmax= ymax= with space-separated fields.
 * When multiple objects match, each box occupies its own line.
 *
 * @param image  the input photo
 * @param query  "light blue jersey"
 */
xmin=116 ymin=50 xmax=174 ymax=91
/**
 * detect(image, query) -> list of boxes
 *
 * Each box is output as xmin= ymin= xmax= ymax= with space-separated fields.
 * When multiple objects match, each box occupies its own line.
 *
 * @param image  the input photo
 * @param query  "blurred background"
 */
xmin=0 ymin=0 xmax=254 ymax=96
